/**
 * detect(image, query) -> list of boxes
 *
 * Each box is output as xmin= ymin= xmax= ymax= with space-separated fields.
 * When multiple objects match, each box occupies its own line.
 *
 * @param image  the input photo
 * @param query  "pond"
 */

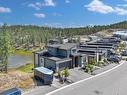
xmin=8 ymin=55 xmax=34 ymax=68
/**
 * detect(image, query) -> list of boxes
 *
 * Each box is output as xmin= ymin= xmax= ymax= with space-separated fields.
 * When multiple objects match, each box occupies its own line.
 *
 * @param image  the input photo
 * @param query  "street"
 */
xmin=48 ymin=61 xmax=127 ymax=95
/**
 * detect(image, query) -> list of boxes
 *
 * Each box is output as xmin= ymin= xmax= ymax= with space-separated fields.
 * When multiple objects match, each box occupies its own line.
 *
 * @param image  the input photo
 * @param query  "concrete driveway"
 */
xmin=68 ymin=68 xmax=92 ymax=82
xmin=23 ymin=67 xmax=91 ymax=95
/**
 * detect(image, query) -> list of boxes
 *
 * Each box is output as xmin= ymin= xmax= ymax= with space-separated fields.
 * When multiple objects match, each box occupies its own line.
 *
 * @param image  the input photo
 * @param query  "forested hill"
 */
xmin=0 ymin=21 xmax=127 ymax=48
xmin=5 ymin=21 xmax=127 ymax=36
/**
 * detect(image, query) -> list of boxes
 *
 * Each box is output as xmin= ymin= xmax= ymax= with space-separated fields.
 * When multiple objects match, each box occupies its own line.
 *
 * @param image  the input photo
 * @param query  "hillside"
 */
xmin=0 ymin=21 xmax=127 ymax=49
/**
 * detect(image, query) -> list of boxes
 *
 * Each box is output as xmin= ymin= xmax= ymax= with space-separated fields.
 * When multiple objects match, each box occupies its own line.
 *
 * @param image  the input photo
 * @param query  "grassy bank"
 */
xmin=14 ymin=50 xmax=33 ymax=56
xmin=17 ymin=63 xmax=34 ymax=73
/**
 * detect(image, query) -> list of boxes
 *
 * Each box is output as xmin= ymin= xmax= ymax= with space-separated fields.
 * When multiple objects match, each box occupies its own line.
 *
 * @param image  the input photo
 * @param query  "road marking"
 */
xmin=46 ymin=61 xmax=125 ymax=95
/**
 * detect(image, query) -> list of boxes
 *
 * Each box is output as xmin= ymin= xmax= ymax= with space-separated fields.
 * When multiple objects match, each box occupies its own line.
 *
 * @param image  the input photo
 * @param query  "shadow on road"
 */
xmin=94 ymin=90 xmax=103 ymax=95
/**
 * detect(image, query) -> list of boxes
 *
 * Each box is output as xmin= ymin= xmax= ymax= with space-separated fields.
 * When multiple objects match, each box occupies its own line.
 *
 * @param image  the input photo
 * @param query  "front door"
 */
xmin=75 ymin=56 xmax=79 ymax=67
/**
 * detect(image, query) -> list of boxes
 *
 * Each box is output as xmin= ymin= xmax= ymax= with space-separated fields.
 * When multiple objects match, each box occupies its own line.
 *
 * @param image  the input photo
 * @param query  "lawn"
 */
xmin=14 ymin=49 xmax=33 ymax=56
xmin=17 ymin=63 xmax=34 ymax=73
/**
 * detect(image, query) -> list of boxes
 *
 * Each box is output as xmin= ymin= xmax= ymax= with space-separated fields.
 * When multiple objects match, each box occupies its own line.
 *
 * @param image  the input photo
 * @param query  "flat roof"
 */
xmin=78 ymin=48 xmax=105 ymax=52
xmin=49 ymin=57 xmax=72 ymax=63
xmin=87 ymin=43 xmax=114 ymax=46
xmin=35 ymin=67 xmax=53 ymax=75
xmin=78 ymin=52 xmax=96 ymax=56
xmin=34 ymin=50 xmax=47 ymax=54
xmin=48 ymin=43 xmax=77 ymax=50
xmin=78 ymin=48 xmax=106 ymax=56
xmin=47 ymin=57 xmax=62 ymax=61
xmin=56 ymin=58 xmax=72 ymax=64
xmin=80 ymin=45 xmax=113 ymax=49
xmin=113 ymin=31 xmax=127 ymax=36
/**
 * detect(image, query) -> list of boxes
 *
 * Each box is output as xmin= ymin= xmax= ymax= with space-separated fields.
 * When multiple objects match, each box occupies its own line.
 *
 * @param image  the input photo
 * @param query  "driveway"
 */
xmin=68 ymin=68 xmax=92 ymax=82
xmin=47 ymin=61 xmax=127 ymax=95
xmin=23 ymin=67 xmax=91 ymax=95
xmin=23 ymin=85 xmax=57 ymax=95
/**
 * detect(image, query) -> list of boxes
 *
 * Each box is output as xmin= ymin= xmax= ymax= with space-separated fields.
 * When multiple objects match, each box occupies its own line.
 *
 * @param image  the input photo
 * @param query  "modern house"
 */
xmin=113 ymin=30 xmax=127 ymax=41
xmin=48 ymin=37 xmax=69 ymax=45
xmin=34 ymin=43 xmax=83 ymax=72
xmin=34 ymin=37 xmax=120 ymax=72
xmin=78 ymin=46 xmax=107 ymax=63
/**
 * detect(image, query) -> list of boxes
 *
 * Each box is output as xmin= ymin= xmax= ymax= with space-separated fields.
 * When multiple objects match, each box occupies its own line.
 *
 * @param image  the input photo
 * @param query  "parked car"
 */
xmin=0 ymin=88 xmax=21 ymax=95
xmin=107 ymin=56 xmax=120 ymax=63
xmin=121 ymin=50 xmax=127 ymax=56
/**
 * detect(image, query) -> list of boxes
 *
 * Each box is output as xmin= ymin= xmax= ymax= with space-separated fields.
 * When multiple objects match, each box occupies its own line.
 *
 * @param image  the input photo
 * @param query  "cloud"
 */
xmin=44 ymin=22 xmax=63 ymax=28
xmin=53 ymin=12 xmax=62 ymax=16
xmin=85 ymin=0 xmax=114 ymax=14
xmin=34 ymin=13 xmax=46 ymax=18
xmin=65 ymin=0 xmax=70 ymax=3
xmin=29 ymin=2 xmax=42 ymax=10
xmin=0 ymin=7 xmax=11 ymax=13
xmin=85 ymin=0 xmax=127 ymax=15
xmin=43 ymin=0 xmax=56 ymax=7
xmin=28 ymin=0 xmax=55 ymax=10
xmin=115 ymin=7 xmax=127 ymax=15
xmin=28 ymin=3 xmax=41 ymax=10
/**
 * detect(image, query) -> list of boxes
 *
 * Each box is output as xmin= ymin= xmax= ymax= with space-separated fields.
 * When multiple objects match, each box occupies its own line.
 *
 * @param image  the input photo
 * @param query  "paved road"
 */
xmin=48 ymin=61 xmax=127 ymax=95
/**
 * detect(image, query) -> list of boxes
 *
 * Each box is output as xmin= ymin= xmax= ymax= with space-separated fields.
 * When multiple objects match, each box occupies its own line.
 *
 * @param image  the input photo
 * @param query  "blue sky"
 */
xmin=0 ymin=0 xmax=127 ymax=27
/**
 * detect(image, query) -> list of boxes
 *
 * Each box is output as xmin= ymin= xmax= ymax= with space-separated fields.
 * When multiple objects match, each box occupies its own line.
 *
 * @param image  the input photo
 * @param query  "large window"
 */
xmin=59 ymin=61 xmax=71 ymax=71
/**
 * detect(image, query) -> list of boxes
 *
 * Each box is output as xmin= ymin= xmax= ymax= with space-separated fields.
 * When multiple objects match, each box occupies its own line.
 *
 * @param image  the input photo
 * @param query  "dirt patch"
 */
xmin=97 ymin=30 xmax=113 ymax=37
xmin=0 ymin=71 xmax=35 ymax=93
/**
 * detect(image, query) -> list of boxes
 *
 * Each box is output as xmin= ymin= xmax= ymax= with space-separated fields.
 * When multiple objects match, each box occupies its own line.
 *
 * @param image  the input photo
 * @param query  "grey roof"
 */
xmin=59 ymin=43 xmax=77 ymax=50
xmin=78 ymin=48 xmax=106 ymax=56
xmin=87 ymin=42 xmax=114 ymax=46
xmin=80 ymin=45 xmax=113 ymax=49
xmin=48 ymin=43 xmax=77 ymax=50
xmin=46 ymin=56 xmax=72 ymax=63
xmin=34 ymin=50 xmax=47 ymax=54
xmin=113 ymin=31 xmax=127 ymax=36
xmin=47 ymin=57 xmax=62 ymax=61
xmin=47 ymin=44 xmax=62 ymax=48
xmin=78 ymin=48 xmax=105 ymax=52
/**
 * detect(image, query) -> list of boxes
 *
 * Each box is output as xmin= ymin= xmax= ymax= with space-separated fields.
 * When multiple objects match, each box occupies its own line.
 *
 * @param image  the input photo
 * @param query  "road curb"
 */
xmin=46 ymin=61 xmax=125 ymax=95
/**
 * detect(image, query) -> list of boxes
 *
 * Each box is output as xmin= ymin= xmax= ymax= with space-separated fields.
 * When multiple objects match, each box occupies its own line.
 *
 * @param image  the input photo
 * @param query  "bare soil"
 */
xmin=0 ymin=70 xmax=35 ymax=93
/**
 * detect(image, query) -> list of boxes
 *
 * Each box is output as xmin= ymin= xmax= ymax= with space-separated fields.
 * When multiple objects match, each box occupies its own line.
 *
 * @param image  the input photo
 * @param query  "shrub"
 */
xmin=84 ymin=64 xmax=93 ymax=73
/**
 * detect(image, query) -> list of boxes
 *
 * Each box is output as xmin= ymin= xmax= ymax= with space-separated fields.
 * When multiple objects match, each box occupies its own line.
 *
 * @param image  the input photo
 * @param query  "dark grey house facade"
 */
xmin=34 ymin=43 xmax=83 ymax=72
xmin=34 ymin=37 xmax=120 ymax=72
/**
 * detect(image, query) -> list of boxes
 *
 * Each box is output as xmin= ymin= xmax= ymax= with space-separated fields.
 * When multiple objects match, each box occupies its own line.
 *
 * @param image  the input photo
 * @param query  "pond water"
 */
xmin=8 ymin=55 xmax=34 ymax=68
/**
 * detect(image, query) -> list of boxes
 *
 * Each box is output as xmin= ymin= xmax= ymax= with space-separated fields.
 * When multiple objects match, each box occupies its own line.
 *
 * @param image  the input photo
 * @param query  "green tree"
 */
xmin=0 ymin=24 xmax=13 ymax=73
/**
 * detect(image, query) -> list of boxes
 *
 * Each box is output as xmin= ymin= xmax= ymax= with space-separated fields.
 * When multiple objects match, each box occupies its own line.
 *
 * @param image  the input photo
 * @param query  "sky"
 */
xmin=0 ymin=0 xmax=127 ymax=27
